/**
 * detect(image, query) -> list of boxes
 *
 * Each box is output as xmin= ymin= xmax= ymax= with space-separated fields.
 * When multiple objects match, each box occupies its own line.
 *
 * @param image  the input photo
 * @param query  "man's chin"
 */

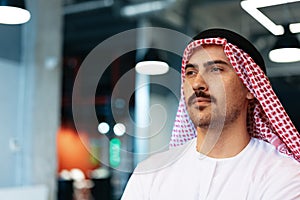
xmin=192 ymin=103 xmax=211 ymax=111
xmin=192 ymin=118 xmax=211 ymax=129
xmin=198 ymin=123 xmax=211 ymax=129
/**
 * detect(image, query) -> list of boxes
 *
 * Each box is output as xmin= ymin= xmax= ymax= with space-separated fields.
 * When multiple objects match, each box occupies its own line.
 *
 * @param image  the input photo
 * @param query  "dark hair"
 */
xmin=192 ymin=28 xmax=266 ymax=74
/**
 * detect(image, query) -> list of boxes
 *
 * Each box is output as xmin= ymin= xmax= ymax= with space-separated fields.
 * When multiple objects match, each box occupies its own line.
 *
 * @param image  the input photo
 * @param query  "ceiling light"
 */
xmin=90 ymin=167 xmax=110 ymax=179
xmin=289 ymin=23 xmax=300 ymax=33
xmin=241 ymin=0 xmax=300 ymax=35
xmin=121 ymin=1 xmax=168 ymax=17
xmin=113 ymin=123 xmax=126 ymax=136
xmin=269 ymin=28 xmax=300 ymax=63
xmin=98 ymin=122 xmax=110 ymax=134
xmin=0 ymin=0 xmax=31 ymax=25
xmin=59 ymin=170 xmax=72 ymax=180
xmin=135 ymin=61 xmax=169 ymax=75
xmin=69 ymin=168 xmax=85 ymax=181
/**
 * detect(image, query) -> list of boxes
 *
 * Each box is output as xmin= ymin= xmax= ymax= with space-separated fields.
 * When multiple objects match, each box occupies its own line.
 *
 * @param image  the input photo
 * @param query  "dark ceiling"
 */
xmin=64 ymin=7 xmax=137 ymax=57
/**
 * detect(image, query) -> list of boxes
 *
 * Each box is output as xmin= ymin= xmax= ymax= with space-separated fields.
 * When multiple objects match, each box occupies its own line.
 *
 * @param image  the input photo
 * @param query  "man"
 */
xmin=121 ymin=28 xmax=300 ymax=199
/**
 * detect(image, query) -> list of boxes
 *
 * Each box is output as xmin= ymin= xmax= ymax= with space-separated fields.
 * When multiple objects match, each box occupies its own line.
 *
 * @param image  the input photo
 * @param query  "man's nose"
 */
xmin=192 ymin=73 xmax=208 ymax=92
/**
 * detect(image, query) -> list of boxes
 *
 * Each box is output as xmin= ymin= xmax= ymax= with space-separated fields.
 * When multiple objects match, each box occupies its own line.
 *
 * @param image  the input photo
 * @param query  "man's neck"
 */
xmin=196 ymin=123 xmax=250 ymax=159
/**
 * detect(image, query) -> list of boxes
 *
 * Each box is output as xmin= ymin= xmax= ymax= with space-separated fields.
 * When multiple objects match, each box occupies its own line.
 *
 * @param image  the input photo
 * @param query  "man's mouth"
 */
xmin=191 ymin=97 xmax=212 ymax=108
xmin=188 ymin=92 xmax=215 ymax=107
xmin=192 ymin=97 xmax=211 ymax=105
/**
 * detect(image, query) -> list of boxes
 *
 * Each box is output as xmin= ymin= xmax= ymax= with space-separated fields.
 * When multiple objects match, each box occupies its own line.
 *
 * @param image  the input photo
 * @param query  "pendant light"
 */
xmin=0 ymin=0 xmax=31 ymax=25
xmin=135 ymin=61 xmax=169 ymax=75
xmin=269 ymin=25 xmax=300 ymax=63
xmin=135 ymin=48 xmax=169 ymax=75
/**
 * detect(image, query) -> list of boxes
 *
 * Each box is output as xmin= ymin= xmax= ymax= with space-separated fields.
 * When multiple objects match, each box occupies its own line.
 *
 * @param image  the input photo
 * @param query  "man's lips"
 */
xmin=192 ymin=97 xmax=211 ymax=105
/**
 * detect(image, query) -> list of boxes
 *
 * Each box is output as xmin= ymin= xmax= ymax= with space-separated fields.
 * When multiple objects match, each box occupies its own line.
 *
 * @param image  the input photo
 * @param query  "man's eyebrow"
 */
xmin=204 ymin=60 xmax=229 ymax=67
xmin=185 ymin=60 xmax=229 ymax=70
xmin=185 ymin=63 xmax=197 ymax=70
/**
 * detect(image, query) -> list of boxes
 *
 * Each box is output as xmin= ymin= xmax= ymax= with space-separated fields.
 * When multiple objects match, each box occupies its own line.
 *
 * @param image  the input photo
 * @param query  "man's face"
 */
xmin=183 ymin=45 xmax=251 ymax=129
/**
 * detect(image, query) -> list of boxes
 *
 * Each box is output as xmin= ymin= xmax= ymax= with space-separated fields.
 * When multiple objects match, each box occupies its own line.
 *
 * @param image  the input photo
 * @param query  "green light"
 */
xmin=110 ymin=138 xmax=121 ymax=167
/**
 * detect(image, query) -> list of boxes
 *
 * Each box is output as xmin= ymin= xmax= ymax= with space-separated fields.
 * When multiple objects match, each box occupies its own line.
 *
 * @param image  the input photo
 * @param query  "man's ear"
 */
xmin=246 ymin=92 xmax=254 ymax=100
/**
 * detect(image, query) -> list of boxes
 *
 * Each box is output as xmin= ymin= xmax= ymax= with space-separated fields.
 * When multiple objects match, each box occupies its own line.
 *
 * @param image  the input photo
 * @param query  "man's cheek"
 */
xmin=183 ymin=84 xmax=191 ymax=95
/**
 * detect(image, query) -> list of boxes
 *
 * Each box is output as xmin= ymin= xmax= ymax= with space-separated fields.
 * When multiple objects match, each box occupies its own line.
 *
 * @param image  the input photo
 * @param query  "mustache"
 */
xmin=187 ymin=91 xmax=216 ymax=106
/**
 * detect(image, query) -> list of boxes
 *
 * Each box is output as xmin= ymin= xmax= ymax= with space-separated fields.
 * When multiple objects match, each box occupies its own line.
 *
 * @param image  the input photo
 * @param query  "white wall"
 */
xmin=0 ymin=59 xmax=22 ymax=186
xmin=0 ymin=1 xmax=63 ymax=200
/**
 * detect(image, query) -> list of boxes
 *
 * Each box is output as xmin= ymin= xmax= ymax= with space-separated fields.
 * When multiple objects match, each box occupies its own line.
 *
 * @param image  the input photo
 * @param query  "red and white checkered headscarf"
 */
xmin=169 ymin=37 xmax=300 ymax=162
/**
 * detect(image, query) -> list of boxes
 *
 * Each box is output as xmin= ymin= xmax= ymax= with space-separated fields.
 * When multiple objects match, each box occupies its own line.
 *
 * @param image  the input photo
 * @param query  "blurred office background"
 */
xmin=0 ymin=0 xmax=300 ymax=199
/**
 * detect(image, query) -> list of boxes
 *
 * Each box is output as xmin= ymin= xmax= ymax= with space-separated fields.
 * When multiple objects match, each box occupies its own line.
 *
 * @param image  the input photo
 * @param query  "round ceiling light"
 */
xmin=135 ymin=61 xmax=169 ymax=75
xmin=113 ymin=123 xmax=126 ymax=136
xmin=98 ymin=122 xmax=110 ymax=134
xmin=269 ymin=48 xmax=300 ymax=63
xmin=268 ymin=27 xmax=300 ymax=63
xmin=0 ymin=6 xmax=31 ymax=24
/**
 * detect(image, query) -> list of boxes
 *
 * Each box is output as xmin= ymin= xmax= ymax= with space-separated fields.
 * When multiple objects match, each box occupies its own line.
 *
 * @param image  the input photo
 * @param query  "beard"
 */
xmin=186 ymin=97 xmax=242 ymax=130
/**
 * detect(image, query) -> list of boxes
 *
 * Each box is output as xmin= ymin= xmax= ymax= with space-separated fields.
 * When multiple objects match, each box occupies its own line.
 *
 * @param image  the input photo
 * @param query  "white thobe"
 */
xmin=121 ymin=137 xmax=300 ymax=200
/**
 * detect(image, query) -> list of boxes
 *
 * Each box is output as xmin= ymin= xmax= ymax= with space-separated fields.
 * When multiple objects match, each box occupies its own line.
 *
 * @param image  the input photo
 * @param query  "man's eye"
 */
xmin=211 ymin=67 xmax=223 ymax=72
xmin=185 ymin=70 xmax=197 ymax=76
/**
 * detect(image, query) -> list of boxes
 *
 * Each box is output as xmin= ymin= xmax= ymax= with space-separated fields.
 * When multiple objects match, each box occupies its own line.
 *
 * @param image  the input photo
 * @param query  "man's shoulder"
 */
xmin=250 ymin=139 xmax=300 ymax=199
xmin=134 ymin=138 xmax=195 ymax=174
xmin=251 ymin=138 xmax=300 ymax=170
